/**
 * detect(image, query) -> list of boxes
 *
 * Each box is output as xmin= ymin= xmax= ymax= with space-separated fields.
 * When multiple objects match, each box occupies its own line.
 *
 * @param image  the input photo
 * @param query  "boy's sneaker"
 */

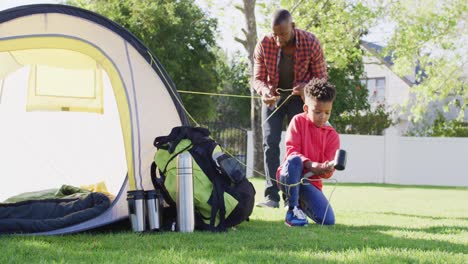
xmin=285 ymin=206 xmax=308 ymax=227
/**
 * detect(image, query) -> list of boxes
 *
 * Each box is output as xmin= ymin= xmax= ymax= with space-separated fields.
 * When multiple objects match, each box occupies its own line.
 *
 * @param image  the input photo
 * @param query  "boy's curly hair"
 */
xmin=304 ymin=78 xmax=336 ymax=102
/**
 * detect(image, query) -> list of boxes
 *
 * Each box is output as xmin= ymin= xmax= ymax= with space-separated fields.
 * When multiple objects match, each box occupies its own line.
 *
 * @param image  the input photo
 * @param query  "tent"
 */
xmin=0 ymin=4 xmax=188 ymax=234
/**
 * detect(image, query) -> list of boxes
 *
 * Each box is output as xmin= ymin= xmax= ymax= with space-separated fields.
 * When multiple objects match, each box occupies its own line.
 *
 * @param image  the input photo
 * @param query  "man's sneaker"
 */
xmin=255 ymin=199 xmax=279 ymax=208
xmin=285 ymin=206 xmax=308 ymax=227
xmin=283 ymin=198 xmax=289 ymax=210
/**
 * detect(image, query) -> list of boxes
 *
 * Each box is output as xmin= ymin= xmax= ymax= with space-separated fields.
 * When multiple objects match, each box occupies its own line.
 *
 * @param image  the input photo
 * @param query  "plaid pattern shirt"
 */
xmin=253 ymin=29 xmax=327 ymax=95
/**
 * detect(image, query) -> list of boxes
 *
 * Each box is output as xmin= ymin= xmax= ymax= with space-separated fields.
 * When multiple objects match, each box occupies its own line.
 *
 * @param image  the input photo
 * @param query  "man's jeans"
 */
xmin=278 ymin=155 xmax=335 ymax=225
xmin=262 ymin=95 xmax=303 ymax=202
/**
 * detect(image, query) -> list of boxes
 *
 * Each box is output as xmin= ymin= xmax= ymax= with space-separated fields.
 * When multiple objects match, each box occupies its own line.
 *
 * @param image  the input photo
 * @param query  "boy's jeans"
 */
xmin=279 ymin=155 xmax=335 ymax=225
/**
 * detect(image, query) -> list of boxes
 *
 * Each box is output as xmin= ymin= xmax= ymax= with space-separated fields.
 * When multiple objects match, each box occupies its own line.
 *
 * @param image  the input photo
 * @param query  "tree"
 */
xmin=68 ymin=0 xmax=220 ymax=123
xmin=406 ymin=111 xmax=468 ymax=137
xmin=333 ymin=105 xmax=394 ymax=135
xmin=233 ymin=0 xmax=265 ymax=176
xmin=214 ymin=51 xmax=251 ymax=127
xmin=382 ymin=0 xmax=467 ymax=126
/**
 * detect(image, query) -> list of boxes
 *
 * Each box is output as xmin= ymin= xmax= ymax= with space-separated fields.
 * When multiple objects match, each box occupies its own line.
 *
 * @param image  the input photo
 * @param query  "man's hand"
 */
xmin=292 ymin=83 xmax=306 ymax=96
xmin=262 ymin=88 xmax=278 ymax=107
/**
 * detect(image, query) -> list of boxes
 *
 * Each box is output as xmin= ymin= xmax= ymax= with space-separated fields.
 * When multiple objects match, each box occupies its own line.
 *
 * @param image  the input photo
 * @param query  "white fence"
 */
xmin=247 ymin=128 xmax=468 ymax=187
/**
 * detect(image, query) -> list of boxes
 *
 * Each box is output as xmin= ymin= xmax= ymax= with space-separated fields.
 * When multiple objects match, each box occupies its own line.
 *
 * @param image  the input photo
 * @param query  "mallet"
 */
xmin=332 ymin=149 xmax=347 ymax=171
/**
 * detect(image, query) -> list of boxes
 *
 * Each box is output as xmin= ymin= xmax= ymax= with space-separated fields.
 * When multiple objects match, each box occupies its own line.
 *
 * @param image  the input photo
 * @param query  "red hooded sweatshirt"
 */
xmin=276 ymin=112 xmax=340 ymax=190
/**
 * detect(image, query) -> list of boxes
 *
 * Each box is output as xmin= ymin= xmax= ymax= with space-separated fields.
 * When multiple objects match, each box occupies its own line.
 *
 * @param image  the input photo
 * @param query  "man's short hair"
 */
xmin=304 ymin=78 xmax=336 ymax=102
xmin=272 ymin=9 xmax=292 ymax=27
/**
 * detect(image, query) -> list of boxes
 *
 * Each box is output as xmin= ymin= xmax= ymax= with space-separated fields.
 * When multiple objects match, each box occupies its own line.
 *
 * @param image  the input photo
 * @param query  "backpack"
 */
xmin=150 ymin=126 xmax=255 ymax=232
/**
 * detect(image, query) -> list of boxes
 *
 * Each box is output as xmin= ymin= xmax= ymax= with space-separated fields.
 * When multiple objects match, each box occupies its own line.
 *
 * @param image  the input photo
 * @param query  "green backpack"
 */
xmin=151 ymin=126 xmax=255 ymax=231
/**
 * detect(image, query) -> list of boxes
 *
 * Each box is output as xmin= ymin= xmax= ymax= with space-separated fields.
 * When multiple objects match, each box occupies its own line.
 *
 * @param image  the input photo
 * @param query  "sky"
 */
xmin=0 ymin=0 xmax=394 ymax=56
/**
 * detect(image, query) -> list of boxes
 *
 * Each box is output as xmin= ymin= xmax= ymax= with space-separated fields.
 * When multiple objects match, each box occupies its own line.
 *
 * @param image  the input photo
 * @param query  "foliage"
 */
xmin=1 ymin=178 xmax=467 ymax=263
xmin=231 ymin=0 xmax=264 ymax=174
xmin=333 ymin=105 xmax=394 ymax=135
xmin=67 ymin=0 xmax=220 ymax=122
xmin=327 ymin=62 xmax=370 ymax=126
xmin=213 ymin=51 xmax=251 ymax=128
xmin=406 ymin=111 xmax=468 ymax=137
xmin=382 ymin=0 xmax=467 ymax=123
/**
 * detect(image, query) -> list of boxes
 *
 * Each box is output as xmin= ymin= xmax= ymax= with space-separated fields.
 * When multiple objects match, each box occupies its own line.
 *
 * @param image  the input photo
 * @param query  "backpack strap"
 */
xmin=160 ymin=144 xmax=192 ymax=177
xmin=150 ymin=161 xmax=175 ymax=207
xmin=191 ymin=140 xmax=227 ymax=232
xmin=154 ymin=126 xmax=211 ymax=153
xmin=209 ymin=174 xmax=227 ymax=232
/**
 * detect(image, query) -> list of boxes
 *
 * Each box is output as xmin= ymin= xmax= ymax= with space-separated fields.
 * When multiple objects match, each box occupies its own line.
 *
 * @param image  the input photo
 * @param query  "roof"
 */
xmin=361 ymin=40 xmax=415 ymax=86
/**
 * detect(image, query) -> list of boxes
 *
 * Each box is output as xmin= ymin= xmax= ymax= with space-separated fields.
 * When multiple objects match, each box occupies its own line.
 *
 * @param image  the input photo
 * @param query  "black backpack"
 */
xmin=150 ymin=126 xmax=255 ymax=232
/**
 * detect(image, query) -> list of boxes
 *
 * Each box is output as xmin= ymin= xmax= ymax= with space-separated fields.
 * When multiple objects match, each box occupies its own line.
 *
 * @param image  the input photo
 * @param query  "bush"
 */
xmin=332 ymin=105 xmax=394 ymax=135
xmin=406 ymin=112 xmax=468 ymax=137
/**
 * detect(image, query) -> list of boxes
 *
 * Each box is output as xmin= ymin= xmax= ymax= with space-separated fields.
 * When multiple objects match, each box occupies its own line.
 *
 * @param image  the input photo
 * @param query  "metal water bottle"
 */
xmin=176 ymin=152 xmax=195 ymax=232
xmin=127 ymin=190 xmax=146 ymax=232
xmin=145 ymin=190 xmax=161 ymax=231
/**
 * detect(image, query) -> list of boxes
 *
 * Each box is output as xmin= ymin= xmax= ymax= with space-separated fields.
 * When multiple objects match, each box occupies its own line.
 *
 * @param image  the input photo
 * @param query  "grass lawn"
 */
xmin=1 ymin=178 xmax=467 ymax=263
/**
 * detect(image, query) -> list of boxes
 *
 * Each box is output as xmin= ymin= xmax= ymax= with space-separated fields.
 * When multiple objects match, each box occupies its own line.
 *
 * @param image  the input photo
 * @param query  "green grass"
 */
xmin=1 ymin=178 xmax=467 ymax=263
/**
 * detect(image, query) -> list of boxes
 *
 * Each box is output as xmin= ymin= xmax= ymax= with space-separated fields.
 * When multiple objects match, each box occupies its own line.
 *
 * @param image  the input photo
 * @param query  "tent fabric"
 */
xmin=0 ymin=4 xmax=189 ymax=234
xmin=0 ymin=79 xmax=4 ymax=103
xmin=0 ymin=51 xmax=22 ymax=80
xmin=0 ymin=4 xmax=188 ymax=122
xmin=16 ymin=47 xmax=105 ymax=113
xmin=1 ymin=40 xmax=104 ymax=113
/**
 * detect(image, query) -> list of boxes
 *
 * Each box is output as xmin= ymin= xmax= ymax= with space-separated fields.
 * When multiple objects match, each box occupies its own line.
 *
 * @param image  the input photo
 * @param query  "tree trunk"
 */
xmin=235 ymin=0 xmax=263 ymax=177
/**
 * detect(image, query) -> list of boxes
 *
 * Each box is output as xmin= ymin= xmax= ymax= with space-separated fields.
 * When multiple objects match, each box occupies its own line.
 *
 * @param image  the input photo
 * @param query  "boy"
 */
xmin=277 ymin=78 xmax=339 ymax=226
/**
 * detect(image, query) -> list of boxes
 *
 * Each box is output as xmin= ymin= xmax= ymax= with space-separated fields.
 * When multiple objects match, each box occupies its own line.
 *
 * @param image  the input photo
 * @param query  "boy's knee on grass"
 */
xmin=314 ymin=214 xmax=335 ymax=225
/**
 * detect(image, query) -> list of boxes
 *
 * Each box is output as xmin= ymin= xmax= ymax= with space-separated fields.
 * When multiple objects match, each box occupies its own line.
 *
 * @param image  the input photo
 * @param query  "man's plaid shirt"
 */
xmin=253 ymin=28 xmax=327 ymax=95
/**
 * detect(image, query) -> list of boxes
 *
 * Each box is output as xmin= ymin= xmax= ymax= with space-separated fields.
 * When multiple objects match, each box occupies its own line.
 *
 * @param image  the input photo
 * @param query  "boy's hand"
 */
xmin=315 ymin=162 xmax=334 ymax=175
xmin=306 ymin=161 xmax=334 ymax=176
xmin=322 ymin=161 xmax=335 ymax=173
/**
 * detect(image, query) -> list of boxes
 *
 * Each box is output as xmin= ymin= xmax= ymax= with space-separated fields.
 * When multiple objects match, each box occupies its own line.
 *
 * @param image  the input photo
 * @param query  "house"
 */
xmin=360 ymin=41 xmax=468 ymax=135
xmin=361 ymin=40 xmax=414 ymax=134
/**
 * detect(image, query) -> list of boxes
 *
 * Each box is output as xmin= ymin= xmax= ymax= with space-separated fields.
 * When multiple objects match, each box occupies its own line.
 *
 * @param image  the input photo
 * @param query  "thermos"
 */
xmin=145 ymin=190 xmax=162 ymax=231
xmin=176 ymin=152 xmax=195 ymax=232
xmin=127 ymin=190 xmax=146 ymax=232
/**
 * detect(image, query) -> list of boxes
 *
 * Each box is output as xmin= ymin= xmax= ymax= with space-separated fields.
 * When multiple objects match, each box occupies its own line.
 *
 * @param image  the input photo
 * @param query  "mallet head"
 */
xmin=333 ymin=149 xmax=347 ymax=171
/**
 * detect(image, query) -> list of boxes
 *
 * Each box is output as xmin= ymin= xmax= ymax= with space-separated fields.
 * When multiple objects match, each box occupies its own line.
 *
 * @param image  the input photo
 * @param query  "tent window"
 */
xmin=0 ymin=49 xmax=104 ymax=114
xmin=27 ymin=63 xmax=104 ymax=114
xmin=32 ymin=64 xmax=97 ymax=98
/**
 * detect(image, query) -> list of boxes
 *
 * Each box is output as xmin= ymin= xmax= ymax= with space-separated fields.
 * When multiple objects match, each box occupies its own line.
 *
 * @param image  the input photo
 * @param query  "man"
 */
xmin=254 ymin=9 xmax=328 ymax=208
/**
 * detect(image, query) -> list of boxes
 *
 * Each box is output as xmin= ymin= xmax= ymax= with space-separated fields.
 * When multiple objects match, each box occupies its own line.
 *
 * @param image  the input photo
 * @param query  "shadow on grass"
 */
xmin=325 ymin=182 xmax=468 ymax=190
xmin=242 ymin=220 xmax=468 ymax=254
xmin=88 ymin=218 xmax=132 ymax=234
xmin=2 ymin=219 xmax=466 ymax=263
xmin=378 ymin=211 xmax=468 ymax=222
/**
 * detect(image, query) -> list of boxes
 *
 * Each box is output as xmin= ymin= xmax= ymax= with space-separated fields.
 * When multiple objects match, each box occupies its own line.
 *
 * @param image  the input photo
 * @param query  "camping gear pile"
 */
xmin=0 ymin=4 xmax=254 ymax=235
